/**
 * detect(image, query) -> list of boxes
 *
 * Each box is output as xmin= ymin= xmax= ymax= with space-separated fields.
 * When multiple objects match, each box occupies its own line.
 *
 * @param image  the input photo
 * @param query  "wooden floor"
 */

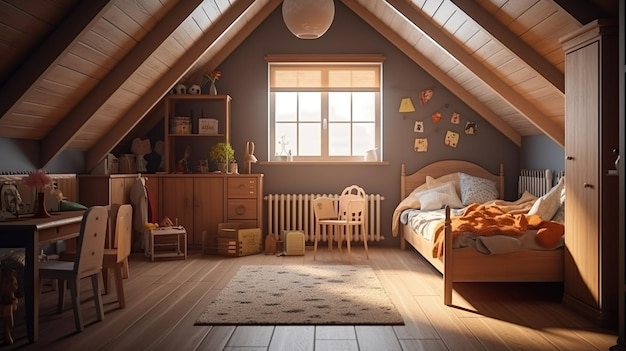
xmin=1 ymin=246 xmax=618 ymax=351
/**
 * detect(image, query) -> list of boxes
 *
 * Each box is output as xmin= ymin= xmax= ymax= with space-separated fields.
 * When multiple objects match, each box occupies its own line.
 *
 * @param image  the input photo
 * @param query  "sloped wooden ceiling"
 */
xmin=0 ymin=0 xmax=609 ymax=171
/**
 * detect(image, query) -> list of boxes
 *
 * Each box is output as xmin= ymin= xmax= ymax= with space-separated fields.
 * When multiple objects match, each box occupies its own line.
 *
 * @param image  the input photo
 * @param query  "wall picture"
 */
xmin=444 ymin=131 xmax=459 ymax=148
xmin=451 ymin=112 xmax=460 ymax=124
xmin=414 ymin=121 xmax=424 ymax=133
xmin=414 ymin=138 xmax=428 ymax=152
xmin=465 ymin=121 xmax=477 ymax=135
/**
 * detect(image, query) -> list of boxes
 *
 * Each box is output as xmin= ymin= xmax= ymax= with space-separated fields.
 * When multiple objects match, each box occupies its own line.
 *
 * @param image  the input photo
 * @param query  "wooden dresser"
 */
xmin=561 ymin=19 xmax=619 ymax=327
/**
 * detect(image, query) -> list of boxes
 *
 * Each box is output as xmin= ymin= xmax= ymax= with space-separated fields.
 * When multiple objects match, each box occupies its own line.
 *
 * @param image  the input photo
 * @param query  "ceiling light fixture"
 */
xmin=282 ymin=0 xmax=335 ymax=40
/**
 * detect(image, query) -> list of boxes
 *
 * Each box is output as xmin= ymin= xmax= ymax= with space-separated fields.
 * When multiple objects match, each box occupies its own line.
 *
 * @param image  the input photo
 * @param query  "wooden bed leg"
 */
xmin=443 ymin=206 xmax=453 ymax=306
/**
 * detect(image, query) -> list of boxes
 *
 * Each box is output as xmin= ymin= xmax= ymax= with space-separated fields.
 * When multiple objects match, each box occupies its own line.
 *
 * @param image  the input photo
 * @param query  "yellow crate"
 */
xmin=216 ymin=224 xmax=261 ymax=257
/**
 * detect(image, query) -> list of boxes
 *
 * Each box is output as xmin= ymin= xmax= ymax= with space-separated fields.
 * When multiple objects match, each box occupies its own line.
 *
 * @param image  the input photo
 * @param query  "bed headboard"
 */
xmin=400 ymin=160 xmax=505 ymax=199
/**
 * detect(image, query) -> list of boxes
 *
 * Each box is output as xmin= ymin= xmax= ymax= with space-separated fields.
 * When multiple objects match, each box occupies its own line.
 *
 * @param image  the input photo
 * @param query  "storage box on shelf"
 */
xmin=164 ymin=94 xmax=231 ymax=174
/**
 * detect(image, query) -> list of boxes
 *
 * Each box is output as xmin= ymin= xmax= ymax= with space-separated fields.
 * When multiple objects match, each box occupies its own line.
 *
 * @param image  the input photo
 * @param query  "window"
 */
xmin=268 ymin=55 xmax=384 ymax=162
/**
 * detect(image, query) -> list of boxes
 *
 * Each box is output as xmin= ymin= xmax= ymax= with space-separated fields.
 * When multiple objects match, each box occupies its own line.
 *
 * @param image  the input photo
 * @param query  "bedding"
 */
xmin=394 ymin=182 xmax=565 ymax=258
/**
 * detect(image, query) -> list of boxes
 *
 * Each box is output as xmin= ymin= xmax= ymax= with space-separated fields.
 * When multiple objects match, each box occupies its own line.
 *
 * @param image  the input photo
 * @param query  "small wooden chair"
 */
xmin=101 ymin=204 xmax=132 ymax=308
xmin=39 ymin=206 xmax=108 ymax=332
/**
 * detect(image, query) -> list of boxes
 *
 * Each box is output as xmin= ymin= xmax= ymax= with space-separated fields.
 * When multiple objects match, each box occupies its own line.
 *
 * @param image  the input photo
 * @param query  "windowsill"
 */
xmin=258 ymin=161 xmax=390 ymax=166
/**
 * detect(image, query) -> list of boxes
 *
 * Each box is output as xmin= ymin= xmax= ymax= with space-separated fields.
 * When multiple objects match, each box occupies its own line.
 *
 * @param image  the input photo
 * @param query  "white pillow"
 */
xmin=414 ymin=182 xmax=463 ymax=210
xmin=426 ymin=173 xmax=461 ymax=197
xmin=458 ymin=172 xmax=499 ymax=205
xmin=529 ymin=177 xmax=565 ymax=221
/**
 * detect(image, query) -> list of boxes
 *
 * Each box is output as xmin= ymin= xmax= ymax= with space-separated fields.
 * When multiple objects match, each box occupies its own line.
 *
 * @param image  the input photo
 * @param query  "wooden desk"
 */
xmin=0 ymin=211 xmax=84 ymax=343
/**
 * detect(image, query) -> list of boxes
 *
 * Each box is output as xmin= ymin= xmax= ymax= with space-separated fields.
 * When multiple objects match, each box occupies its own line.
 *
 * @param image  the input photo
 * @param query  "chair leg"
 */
xmin=113 ymin=265 xmax=125 ymax=309
xmin=102 ymin=268 xmax=109 ymax=295
xmin=56 ymin=279 xmax=66 ymax=314
xmin=92 ymin=273 xmax=105 ymax=321
xmin=122 ymin=258 xmax=129 ymax=279
xmin=313 ymin=224 xmax=319 ymax=261
xmin=68 ymin=278 xmax=83 ymax=332
xmin=362 ymin=223 xmax=369 ymax=259
xmin=346 ymin=226 xmax=352 ymax=262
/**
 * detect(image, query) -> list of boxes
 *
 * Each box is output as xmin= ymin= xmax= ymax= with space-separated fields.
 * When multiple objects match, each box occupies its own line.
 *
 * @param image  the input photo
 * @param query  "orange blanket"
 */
xmin=432 ymin=203 xmax=563 ymax=257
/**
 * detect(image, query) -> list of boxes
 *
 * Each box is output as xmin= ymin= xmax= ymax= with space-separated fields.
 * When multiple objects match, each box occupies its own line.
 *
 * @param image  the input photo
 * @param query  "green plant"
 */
xmin=209 ymin=142 xmax=235 ymax=163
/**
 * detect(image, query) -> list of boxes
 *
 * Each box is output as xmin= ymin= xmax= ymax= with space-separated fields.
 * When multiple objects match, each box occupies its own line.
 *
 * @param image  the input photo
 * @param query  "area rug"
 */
xmin=195 ymin=265 xmax=404 ymax=325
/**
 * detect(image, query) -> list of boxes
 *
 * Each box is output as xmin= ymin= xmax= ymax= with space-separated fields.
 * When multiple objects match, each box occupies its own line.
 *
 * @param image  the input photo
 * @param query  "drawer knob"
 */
xmin=236 ymin=205 xmax=246 ymax=215
xmin=583 ymin=182 xmax=593 ymax=189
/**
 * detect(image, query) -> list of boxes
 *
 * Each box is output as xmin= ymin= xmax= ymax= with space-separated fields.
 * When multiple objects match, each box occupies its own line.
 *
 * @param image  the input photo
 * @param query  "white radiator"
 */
xmin=264 ymin=194 xmax=385 ymax=242
xmin=518 ymin=169 xmax=553 ymax=197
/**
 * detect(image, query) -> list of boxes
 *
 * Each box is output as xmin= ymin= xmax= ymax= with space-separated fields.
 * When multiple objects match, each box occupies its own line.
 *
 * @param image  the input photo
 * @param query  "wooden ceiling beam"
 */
xmin=86 ymin=0 xmax=258 ymax=171
xmin=341 ymin=0 xmax=521 ymax=146
xmin=40 ymin=0 xmax=205 ymax=168
xmin=0 ymin=0 xmax=113 ymax=121
xmin=450 ymin=0 xmax=565 ymax=94
xmin=385 ymin=0 xmax=564 ymax=146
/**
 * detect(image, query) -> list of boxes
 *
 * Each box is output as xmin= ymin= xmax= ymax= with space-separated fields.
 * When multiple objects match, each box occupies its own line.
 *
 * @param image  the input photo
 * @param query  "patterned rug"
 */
xmin=194 ymin=265 xmax=404 ymax=325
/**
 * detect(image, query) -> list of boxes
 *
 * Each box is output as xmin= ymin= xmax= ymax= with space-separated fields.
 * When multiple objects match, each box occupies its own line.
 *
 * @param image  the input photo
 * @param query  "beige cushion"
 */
xmin=414 ymin=182 xmax=463 ymax=210
xmin=426 ymin=173 xmax=461 ymax=196
xmin=528 ymin=177 xmax=565 ymax=221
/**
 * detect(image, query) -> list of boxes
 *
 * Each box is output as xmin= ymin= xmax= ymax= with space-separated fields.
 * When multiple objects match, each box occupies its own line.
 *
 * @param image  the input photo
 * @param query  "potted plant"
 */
xmin=209 ymin=142 xmax=235 ymax=173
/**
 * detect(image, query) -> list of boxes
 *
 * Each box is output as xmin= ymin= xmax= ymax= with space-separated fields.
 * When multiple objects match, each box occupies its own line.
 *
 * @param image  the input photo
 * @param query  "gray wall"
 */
xmin=0 ymin=137 xmax=85 ymax=174
xmin=520 ymin=135 xmax=564 ymax=174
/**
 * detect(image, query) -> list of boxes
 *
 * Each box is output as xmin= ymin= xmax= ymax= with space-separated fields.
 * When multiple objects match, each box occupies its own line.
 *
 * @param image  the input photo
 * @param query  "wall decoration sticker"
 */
xmin=414 ymin=138 xmax=428 ymax=152
xmin=445 ymin=130 xmax=459 ymax=148
xmin=431 ymin=112 xmax=442 ymax=123
xmin=451 ymin=112 xmax=460 ymax=124
xmin=465 ymin=121 xmax=477 ymax=135
xmin=419 ymin=88 xmax=433 ymax=105
xmin=414 ymin=121 xmax=424 ymax=132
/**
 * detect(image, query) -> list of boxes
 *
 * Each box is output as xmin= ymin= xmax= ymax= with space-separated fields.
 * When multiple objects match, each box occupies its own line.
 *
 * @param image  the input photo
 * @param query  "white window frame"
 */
xmin=267 ymin=54 xmax=384 ymax=162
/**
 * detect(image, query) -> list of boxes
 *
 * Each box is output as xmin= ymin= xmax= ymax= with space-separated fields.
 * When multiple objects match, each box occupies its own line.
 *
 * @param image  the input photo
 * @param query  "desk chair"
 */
xmin=101 ymin=204 xmax=132 ymax=308
xmin=39 ymin=206 xmax=108 ymax=332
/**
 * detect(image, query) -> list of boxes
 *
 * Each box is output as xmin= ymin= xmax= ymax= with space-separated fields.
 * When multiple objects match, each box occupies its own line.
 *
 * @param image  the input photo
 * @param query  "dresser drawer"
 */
xmin=227 ymin=199 xmax=257 ymax=220
xmin=227 ymin=177 xmax=257 ymax=198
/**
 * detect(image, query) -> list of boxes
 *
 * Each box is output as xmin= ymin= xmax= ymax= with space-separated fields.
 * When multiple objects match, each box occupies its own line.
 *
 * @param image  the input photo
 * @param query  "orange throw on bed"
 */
xmin=432 ymin=203 xmax=564 ymax=258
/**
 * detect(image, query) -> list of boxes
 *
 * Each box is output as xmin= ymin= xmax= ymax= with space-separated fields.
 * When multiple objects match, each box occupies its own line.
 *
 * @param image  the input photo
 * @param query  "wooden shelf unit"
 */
xmin=164 ymin=94 xmax=231 ymax=173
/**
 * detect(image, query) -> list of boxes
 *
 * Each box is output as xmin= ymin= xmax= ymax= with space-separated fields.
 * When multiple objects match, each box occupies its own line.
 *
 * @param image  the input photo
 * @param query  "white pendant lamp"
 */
xmin=282 ymin=0 xmax=335 ymax=39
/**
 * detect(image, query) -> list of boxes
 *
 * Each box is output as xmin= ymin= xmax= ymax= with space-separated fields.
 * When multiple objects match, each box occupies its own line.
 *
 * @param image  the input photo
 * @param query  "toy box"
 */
xmin=216 ymin=223 xmax=262 ymax=257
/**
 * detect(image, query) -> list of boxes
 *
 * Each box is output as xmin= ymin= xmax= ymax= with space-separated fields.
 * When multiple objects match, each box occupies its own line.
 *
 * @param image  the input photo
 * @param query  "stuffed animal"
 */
xmin=131 ymin=138 xmax=151 ymax=173
xmin=0 ymin=269 xmax=18 ymax=345
xmin=171 ymin=83 xmax=186 ymax=94
xmin=188 ymin=84 xmax=201 ymax=94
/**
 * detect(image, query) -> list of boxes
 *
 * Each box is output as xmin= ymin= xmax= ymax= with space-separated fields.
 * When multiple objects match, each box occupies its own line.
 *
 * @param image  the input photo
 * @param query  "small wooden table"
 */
xmin=0 ymin=211 xmax=84 ymax=343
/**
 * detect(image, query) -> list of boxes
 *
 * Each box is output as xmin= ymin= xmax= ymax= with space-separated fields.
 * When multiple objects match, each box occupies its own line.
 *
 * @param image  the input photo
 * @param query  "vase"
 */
xmin=209 ymin=81 xmax=218 ymax=95
xmin=33 ymin=192 xmax=51 ymax=218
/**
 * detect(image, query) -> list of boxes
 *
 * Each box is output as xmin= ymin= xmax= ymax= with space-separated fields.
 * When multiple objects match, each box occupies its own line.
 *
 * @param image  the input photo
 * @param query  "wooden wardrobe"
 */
xmin=561 ymin=19 xmax=619 ymax=327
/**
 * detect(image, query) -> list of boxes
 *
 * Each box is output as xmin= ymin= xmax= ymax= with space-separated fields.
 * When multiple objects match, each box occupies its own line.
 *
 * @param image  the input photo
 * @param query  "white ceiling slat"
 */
xmin=450 ymin=0 xmax=564 ymax=93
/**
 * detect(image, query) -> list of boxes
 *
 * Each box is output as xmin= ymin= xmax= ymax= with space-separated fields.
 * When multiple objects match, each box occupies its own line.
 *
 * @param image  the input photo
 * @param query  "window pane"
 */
xmin=275 ymin=123 xmax=297 ymax=156
xmin=299 ymin=92 xmax=321 ymax=122
xmin=329 ymin=123 xmax=351 ymax=156
xmin=276 ymin=92 xmax=297 ymax=122
xmin=353 ymin=122 xmax=376 ymax=155
xmin=329 ymin=92 xmax=351 ymax=122
xmin=298 ymin=123 xmax=321 ymax=156
xmin=353 ymin=92 xmax=375 ymax=122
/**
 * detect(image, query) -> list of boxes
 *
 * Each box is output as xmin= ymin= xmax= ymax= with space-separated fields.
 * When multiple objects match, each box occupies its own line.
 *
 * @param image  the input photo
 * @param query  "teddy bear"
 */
xmin=0 ymin=269 xmax=18 ymax=345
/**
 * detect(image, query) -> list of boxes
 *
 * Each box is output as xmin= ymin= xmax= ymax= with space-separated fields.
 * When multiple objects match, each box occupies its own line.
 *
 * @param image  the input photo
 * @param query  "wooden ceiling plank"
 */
xmin=85 ymin=0 xmax=260 ymax=171
xmin=0 ymin=0 xmax=113 ymax=120
xmin=342 ymin=0 xmax=521 ymax=146
xmin=41 ymin=0 xmax=205 ymax=168
xmin=385 ymin=0 xmax=563 ymax=146
xmin=449 ymin=0 xmax=564 ymax=93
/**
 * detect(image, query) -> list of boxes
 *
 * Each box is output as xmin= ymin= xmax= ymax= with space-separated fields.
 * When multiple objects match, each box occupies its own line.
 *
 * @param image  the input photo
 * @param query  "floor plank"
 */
xmin=1 ymin=246 xmax=618 ymax=351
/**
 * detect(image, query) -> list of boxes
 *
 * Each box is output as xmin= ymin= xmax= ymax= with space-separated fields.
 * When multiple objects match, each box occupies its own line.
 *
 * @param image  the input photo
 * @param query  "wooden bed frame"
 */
xmin=399 ymin=160 xmax=564 ymax=305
